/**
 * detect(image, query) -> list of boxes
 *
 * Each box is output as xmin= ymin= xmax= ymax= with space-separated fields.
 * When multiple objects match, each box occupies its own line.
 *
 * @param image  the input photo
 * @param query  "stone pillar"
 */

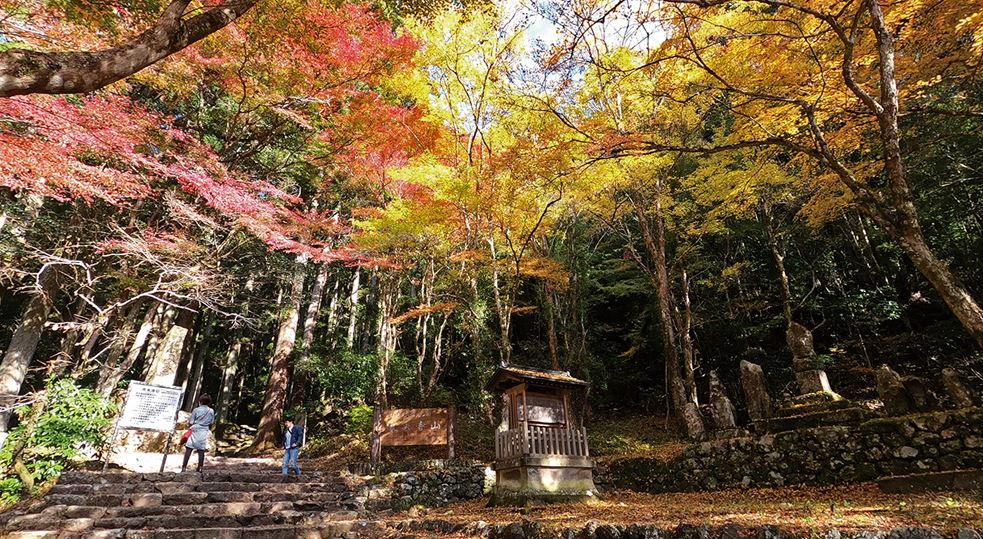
xmin=709 ymin=371 xmax=737 ymax=430
xmin=740 ymin=360 xmax=772 ymax=421
xmin=941 ymin=368 xmax=978 ymax=409
xmin=145 ymin=323 xmax=189 ymax=387
xmin=875 ymin=364 xmax=911 ymax=416
xmin=681 ymin=402 xmax=705 ymax=441
xmin=787 ymin=322 xmax=832 ymax=395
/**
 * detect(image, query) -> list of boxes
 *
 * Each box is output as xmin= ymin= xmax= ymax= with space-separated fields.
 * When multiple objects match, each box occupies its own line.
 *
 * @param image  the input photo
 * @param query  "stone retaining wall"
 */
xmin=393 ymin=520 xmax=983 ymax=539
xmin=354 ymin=465 xmax=492 ymax=510
xmin=604 ymin=408 xmax=983 ymax=493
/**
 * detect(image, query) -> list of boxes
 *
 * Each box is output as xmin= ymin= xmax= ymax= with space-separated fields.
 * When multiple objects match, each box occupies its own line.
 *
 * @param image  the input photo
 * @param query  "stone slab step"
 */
xmin=774 ymin=398 xmax=853 ymax=418
xmin=5 ymin=523 xmax=369 ymax=539
xmin=50 ymin=481 xmax=344 ymax=497
xmin=58 ymin=471 xmax=340 ymax=486
xmin=877 ymin=468 xmax=983 ymax=493
xmin=756 ymin=406 xmax=873 ymax=433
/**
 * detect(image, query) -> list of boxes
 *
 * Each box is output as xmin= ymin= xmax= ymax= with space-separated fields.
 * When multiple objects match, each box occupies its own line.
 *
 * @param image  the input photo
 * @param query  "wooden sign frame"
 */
xmin=370 ymin=406 xmax=456 ymax=464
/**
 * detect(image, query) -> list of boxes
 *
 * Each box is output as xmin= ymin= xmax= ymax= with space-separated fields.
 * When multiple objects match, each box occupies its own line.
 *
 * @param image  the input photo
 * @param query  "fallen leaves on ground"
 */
xmin=387 ymin=484 xmax=983 ymax=533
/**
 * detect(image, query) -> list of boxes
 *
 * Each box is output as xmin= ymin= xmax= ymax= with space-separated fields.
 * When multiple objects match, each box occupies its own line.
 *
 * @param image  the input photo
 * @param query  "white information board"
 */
xmin=118 ymin=381 xmax=184 ymax=433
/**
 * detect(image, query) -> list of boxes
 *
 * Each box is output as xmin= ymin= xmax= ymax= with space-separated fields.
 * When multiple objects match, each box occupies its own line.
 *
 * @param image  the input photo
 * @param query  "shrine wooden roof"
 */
xmin=485 ymin=364 xmax=588 ymax=391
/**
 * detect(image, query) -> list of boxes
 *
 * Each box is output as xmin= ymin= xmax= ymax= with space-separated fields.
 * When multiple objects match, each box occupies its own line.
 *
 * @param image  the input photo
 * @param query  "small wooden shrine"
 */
xmin=486 ymin=364 xmax=597 ymax=505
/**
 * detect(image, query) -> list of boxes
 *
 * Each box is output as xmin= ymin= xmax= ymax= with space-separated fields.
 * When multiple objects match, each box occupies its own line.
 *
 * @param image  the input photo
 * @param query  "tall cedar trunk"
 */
xmin=346 ymin=268 xmax=361 ymax=349
xmin=97 ymin=301 xmax=158 ymax=396
xmin=0 ymin=270 xmax=57 ymax=433
xmin=680 ymin=269 xmax=698 ymax=405
xmin=293 ymin=263 xmax=328 ymax=410
xmin=375 ymin=275 xmax=398 ymax=408
xmin=489 ymin=236 xmax=512 ymax=364
xmin=50 ymin=297 xmax=88 ymax=378
xmin=251 ymin=255 xmax=307 ymax=451
xmin=544 ymin=287 xmax=561 ymax=370
xmin=415 ymin=262 xmax=434 ymax=397
xmin=325 ymin=274 xmax=342 ymax=347
xmin=0 ymin=0 xmax=258 ymax=96
xmin=631 ymin=189 xmax=687 ymax=414
xmin=215 ymin=338 xmax=241 ymax=428
xmin=99 ymin=298 xmax=147 ymax=380
xmin=73 ymin=309 xmax=117 ymax=378
xmin=174 ymin=312 xmax=202 ymax=389
xmin=183 ymin=316 xmax=212 ymax=412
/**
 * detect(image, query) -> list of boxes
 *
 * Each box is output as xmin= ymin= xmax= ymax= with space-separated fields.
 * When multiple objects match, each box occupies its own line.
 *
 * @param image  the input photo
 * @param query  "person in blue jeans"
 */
xmin=282 ymin=417 xmax=304 ymax=476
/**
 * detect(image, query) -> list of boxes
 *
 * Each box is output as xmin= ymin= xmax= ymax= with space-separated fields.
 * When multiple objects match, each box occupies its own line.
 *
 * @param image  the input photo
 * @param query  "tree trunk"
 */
xmin=324 ymin=272 xmax=342 ymax=347
xmin=98 ymin=298 xmax=147 ymax=384
xmin=544 ymin=287 xmax=561 ymax=370
xmin=182 ymin=316 xmax=212 ymax=412
xmin=763 ymin=207 xmax=794 ymax=328
xmin=0 ymin=0 xmax=258 ymax=96
xmin=251 ymin=255 xmax=307 ymax=452
xmin=97 ymin=301 xmax=158 ymax=396
xmin=0 ymin=271 xmax=57 ymax=433
xmin=299 ymin=263 xmax=329 ymax=365
xmin=346 ymin=268 xmax=361 ymax=349
xmin=375 ymin=275 xmax=399 ymax=408
xmin=489 ymin=236 xmax=512 ymax=364
xmin=898 ymin=229 xmax=983 ymax=349
xmin=98 ymin=302 xmax=157 ymax=395
xmin=631 ymin=186 xmax=689 ymax=418
xmin=215 ymin=338 xmax=241 ymax=429
xmin=680 ymin=268 xmax=698 ymax=405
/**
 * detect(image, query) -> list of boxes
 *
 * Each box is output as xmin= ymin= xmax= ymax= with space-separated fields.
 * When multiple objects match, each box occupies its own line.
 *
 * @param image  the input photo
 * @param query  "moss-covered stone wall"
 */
xmin=604 ymin=408 xmax=983 ymax=493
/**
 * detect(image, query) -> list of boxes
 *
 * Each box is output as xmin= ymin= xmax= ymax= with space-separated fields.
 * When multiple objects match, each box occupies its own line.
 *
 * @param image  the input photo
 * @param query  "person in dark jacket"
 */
xmin=282 ymin=417 xmax=304 ymax=476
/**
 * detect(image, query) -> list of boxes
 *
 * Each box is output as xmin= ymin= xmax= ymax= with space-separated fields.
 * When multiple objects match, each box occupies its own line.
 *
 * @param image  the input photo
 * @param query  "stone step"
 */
xmin=877 ymin=468 xmax=983 ymax=493
xmin=756 ymin=405 xmax=873 ymax=433
xmin=49 ymin=480 xmax=345 ymax=497
xmin=58 ymin=471 xmax=341 ymax=486
xmin=774 ymin=398 xmax=853 ymax=418
xmin=6 ymin=521 xmax=370 ymax=539
xmin=90 ymin=509 xmax=357 ymax=530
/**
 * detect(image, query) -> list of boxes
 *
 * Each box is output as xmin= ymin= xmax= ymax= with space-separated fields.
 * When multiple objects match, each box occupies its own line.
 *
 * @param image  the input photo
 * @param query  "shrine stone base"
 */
xmin=489 ymin=455 xmax=598 ymax=506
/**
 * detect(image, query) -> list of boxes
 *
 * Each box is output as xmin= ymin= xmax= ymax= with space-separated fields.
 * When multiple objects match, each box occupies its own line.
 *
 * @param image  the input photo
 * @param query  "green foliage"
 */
xmin=0 ymin=380 xmax=116 ymax=504
xmin=303 ymin=350 xmax=380 ymax=407
xmin=345 ymin=405 xmax=375 ymax=435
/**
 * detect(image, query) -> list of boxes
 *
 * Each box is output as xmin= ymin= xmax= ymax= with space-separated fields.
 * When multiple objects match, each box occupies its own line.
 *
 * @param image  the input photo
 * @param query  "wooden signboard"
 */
xmin=371 ymin=407 xmax=455 ymax=464
xmin=520 ymin=393 xmax=566 ymax=425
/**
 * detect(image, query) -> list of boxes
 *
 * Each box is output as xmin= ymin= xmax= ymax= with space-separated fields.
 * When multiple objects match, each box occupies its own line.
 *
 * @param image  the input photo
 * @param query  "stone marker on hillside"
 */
xmin=941 ymin=368 xmax=978 ymax=409
xmin=787 ymin=322 xmax=832 ymax=395
xmin=901 ymin=376 xmax=939 ymax=412
xmin=876 ymin=364 xmax=912 ymax=416
xmin=739 ymin=360 xmax=772 ymax=421
xmin=709 ymin=371 xmax=737 ymax=430
xmin=681 ymin=402 xmax=706 ymax=441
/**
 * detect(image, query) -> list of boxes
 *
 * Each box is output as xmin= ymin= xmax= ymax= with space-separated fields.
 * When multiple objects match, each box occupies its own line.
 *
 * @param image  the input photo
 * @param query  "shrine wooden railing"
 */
xmin=494 ymin=422 xmax=590 ymax=460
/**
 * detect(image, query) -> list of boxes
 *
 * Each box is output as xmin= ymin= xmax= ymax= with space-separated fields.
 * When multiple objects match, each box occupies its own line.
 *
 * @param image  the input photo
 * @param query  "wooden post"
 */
xmin=370 ymin=407 xmax=382 ymax=465
xmin=446 ymin=406 xmax=455 ymax=459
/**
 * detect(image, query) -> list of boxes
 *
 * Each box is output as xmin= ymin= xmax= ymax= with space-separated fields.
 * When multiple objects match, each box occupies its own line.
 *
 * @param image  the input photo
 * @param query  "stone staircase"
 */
xmin=0 ymin=466 xmax=376 ymax=538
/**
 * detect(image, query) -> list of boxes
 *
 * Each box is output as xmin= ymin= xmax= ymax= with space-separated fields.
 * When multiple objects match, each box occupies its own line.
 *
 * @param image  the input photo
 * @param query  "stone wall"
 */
xmin=352 ymin=464 xmax=493 ymax=510
xmin=392 ymin=520 xmax=983 ymax=539
xmin=604 ymin=408 xmax=983 ymax=493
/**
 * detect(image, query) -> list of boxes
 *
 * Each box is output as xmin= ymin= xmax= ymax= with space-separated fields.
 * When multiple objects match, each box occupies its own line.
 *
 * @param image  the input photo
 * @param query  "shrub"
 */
xmin=0 ymin=379 xmax=116 ymax=505
xmin=345 ymin=404 xmax=374 ymax=435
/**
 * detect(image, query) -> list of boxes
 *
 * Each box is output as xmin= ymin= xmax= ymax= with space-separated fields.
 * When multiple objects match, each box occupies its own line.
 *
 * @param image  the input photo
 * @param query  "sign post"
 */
xmin=103 ymin=381 xmax=184 ymax=472
xmin=370 ymin=407 xmax=456 ymax=464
